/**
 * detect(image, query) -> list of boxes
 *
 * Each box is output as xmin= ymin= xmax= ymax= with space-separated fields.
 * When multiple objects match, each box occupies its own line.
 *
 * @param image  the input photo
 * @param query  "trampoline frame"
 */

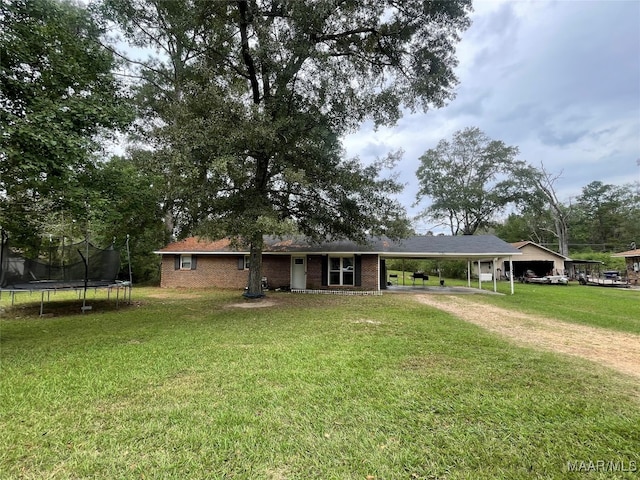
xmin=0 ymin=281 xmax=132 ymax=316
xmin=0 ymin=231 xmax=133 ymax=316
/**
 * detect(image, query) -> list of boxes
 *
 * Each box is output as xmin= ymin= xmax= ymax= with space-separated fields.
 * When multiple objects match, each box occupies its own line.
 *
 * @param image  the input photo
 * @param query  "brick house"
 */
xmin=155 ymin=235 xmax=521 ymax=292
xmin=612 ymin=248 xmax=640 ymax=285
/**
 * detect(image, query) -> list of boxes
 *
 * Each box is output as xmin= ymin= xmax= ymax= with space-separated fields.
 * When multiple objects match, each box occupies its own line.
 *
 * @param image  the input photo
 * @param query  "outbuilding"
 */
xmin=612 ymin=248 xmax=640 ymax=286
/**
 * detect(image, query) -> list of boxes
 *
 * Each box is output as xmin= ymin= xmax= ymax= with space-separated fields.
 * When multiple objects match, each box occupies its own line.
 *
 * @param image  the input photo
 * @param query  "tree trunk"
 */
xmin=555 ymin=216 xmax=569 ymax=258
xmin=244 ymin=232 xmax=265 ymax=298
xmin=534 ymin=165 xmax=570 ymax=258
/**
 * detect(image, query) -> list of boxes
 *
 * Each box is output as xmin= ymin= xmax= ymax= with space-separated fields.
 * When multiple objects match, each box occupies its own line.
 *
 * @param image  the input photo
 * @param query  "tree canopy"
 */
xmin=0 ymin=0 xmax=132 ymax=251
xmin=103 ymin=0 xmax=472 ymax=295
xmin=415 ymin=127 xmax=531 ymax=236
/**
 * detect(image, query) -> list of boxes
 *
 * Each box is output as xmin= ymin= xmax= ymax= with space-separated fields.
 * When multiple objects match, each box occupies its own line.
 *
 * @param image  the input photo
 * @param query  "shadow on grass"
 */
xmin=0 ymin=296 xmax=136 ymax=319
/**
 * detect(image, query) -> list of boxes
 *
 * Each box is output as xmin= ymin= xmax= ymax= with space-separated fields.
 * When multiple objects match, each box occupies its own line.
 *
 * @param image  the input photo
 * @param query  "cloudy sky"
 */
xmin=343 ymin=0 xmax=640 ymax=232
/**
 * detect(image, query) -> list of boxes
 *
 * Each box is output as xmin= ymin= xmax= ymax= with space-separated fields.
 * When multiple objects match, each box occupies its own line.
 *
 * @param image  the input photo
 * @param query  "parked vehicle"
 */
xmin=520 ymin=269 xmax=568 ymax=285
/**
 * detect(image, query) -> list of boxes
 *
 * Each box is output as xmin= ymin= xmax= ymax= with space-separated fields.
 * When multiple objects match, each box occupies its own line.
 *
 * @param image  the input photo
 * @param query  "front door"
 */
xmin=291 ymin=256 xmax=306 ymax=289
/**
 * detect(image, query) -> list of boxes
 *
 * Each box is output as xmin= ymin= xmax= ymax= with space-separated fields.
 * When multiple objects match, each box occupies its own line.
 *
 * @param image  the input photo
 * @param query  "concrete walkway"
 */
xmin=383 ymin=284 xmax=502 ymax=295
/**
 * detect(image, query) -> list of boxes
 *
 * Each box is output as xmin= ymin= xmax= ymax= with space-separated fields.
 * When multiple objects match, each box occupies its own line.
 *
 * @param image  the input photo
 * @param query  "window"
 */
xmin=237 ymin=256 xmax=251 ymax=270
xmin=180 ymin=255 xmax=192 ymax=270
xmin=329 ymin=256 xmax=354 ymax=286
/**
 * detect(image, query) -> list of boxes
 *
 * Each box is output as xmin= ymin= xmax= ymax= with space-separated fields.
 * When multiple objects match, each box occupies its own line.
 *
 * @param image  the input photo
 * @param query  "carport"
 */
xmin=378 ymin=235 xmax=522 ymax=295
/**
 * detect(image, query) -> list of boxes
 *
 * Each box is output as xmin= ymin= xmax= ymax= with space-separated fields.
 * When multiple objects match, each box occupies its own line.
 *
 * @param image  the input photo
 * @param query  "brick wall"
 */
xmin=160 ymin=255 xmax=247 ymax=289
xmin=160 ymin=254 xmax=293 ymax=289
xmin=306 ymin=255 xmax=323 ymax=289
xmin=360 ymin=254 xmax=379 ymax=290
xmin=160 ymin=253 xmax=380 ymax=290
xmin=262 ymin=256 xmax=291 ymax=289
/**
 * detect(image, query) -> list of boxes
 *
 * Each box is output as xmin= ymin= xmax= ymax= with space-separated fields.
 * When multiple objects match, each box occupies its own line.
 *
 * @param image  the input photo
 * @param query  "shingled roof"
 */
xmin=156 ymin=235 xmax=521 ymax=259
xmin=612 ymin=248 xmax=640 ymax=258
xmin=510 ymin=240 xmax=570 ymax=260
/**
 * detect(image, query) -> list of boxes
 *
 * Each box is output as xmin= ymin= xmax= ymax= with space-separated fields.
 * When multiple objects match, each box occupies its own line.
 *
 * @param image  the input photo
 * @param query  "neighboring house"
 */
xmin=612 ymin=248 xmax=640 ymax=285
xmin=484 ymin=241 xmax=570 ymax=279
xmin=155 ymin=235 xmax=521 ymax=292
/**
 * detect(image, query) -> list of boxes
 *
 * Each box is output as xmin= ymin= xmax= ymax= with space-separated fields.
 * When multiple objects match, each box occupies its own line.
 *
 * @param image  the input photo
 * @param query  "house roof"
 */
xmin=156 ymin=235 xmax=522 ymax=259
xmin=157 ymin=237 xmax=235 ymax=253
xmin=612 ymin=248 xmax=640 ymax=258
xmin=510 ymin=240 xmax=570 ymax=260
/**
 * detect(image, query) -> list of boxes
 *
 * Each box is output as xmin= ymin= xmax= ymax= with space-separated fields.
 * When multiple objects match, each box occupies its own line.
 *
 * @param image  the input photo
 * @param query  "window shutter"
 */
xmin=238 ymin=257 xmax=244 ymax=270
xmin=355 ymin=255 xmax=362 ymax=286
xmin=174 ymin=255 xmax=180 ymax=270
xmin=191 ymin=256 xmax=197 ymax=270
xmin=321 ymin=255 xmax=328 ymax=286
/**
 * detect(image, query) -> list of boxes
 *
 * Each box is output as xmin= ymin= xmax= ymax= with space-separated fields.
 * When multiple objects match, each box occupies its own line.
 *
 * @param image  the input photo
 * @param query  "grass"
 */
xmin=388 ymin=269 xmax=640 ymax=334
xmin=1 ymin=287 xmax=639 ymax=479
xmin=442 ymin=277 xmax=640 ymax=335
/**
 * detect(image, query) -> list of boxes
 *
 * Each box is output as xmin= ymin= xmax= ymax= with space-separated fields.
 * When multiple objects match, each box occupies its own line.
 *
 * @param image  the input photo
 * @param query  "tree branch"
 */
xmin=237 ymin=0 xmax=261 ymax=104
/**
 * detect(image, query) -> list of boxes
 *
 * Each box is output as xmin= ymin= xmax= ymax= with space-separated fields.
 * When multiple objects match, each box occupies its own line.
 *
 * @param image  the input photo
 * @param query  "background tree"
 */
xmin=84 ymin=155 xmax=170 ymax=283
xmin=103 ymin=0 xmax=472 ymax=296
xmin=415 ymin=127 xmax=531 ymax=235
xmin=521 ymin=164 xmax=571 ymax=256
xmin=493 ymin=209 xmax=557 ymax=245
xmin=0 ymin=0 xmax=133 ymax=253
xmin=570 ymin=181 xmax=636 ymax=252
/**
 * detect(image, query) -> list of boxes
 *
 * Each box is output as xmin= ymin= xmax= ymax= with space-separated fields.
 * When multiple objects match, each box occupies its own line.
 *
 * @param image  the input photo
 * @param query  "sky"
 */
xmin=342 ymin=0 xmax=640 ymax=233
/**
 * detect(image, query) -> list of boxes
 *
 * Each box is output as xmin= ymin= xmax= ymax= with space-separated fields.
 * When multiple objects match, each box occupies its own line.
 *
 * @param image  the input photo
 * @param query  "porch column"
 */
xmin=478 ymin=260 xmax=482 ymax=289
xmin=467 ymin=260 xmax=471 ymax=287
xmin=493 ymin=257 xmax=498 ymax=292
xmin=509 ymin=258 xmax=515 ymax=295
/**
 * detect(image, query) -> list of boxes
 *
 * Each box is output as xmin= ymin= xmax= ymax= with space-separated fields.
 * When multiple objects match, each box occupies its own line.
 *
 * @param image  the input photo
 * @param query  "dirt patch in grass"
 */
xmin=414 ymin=294 xmax=640 ymax=380
xmin=227 ymin=299 xmax=277 ymax=308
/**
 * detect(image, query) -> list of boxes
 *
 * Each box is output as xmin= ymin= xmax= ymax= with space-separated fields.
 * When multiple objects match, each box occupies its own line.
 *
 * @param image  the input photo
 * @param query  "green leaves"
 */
xmin=101 ymin=0 xmax=471 ymax=293
xmin=415 ymin=127 xmax=529 ymax=235
xmin=1 ymin=0 xmax=134 ymax=242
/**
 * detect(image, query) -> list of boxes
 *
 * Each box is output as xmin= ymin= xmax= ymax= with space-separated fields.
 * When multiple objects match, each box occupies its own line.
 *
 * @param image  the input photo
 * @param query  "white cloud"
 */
xmin=344 ymin=0 xmax=640 ymax=228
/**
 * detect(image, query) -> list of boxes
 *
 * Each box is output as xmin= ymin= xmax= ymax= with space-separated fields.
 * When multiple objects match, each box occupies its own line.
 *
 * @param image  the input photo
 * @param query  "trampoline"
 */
xmin=0 ymin=230 xmax=132 ymax=315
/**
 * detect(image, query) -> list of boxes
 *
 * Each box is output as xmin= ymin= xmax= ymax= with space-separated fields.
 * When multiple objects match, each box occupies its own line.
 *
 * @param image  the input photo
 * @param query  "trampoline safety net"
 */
xmin=0 ymin=235 xmax=121 ymax=290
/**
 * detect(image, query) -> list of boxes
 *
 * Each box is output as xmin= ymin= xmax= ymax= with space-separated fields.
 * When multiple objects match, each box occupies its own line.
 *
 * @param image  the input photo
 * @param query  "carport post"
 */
xmin=509 ymin=258 xmax=514 ymax=294
xmin=477 ymin=260 xmax=481 ymax=289
xmin=493 ymin=257 xmax=498 ymax=292
xmin=467 ymin=260 xmax=471 ymax=287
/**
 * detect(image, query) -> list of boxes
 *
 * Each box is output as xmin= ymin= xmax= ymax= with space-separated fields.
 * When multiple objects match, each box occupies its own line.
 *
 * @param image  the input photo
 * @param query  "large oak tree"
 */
xmin=103 ymin=0 xmax=472 ymax=295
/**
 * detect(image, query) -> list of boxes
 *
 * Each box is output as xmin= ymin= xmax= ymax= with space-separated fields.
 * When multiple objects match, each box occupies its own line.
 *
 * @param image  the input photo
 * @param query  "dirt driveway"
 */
xmin=414 ymin=294 xmax=640 ymax=380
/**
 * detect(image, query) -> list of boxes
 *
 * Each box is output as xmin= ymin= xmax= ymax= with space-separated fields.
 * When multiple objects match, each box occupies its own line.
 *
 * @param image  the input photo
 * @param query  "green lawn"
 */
xmin=435 ymin=277 xmax=640 ymax=335
xmin=1 ymin=288 xmax=639 ymax=479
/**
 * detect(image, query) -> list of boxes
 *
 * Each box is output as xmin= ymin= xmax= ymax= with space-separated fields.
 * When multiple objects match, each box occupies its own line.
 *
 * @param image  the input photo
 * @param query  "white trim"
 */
xmin=180 ymin=254 xmax=192 ymax=270
xmin=509 ymin=258 xmax=515 ymax=294
xmin=328 ymin=255 xmax=355 ymax=286
xmin=155 ymin=250 xmax=250 ymax=255
xmin=155 ymin=250 xmax=523 ymax=258
xmin=292 ymin=289 xmax=381 ymax=296
xmin=512 ymin=241 xmax=570 ymax=260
